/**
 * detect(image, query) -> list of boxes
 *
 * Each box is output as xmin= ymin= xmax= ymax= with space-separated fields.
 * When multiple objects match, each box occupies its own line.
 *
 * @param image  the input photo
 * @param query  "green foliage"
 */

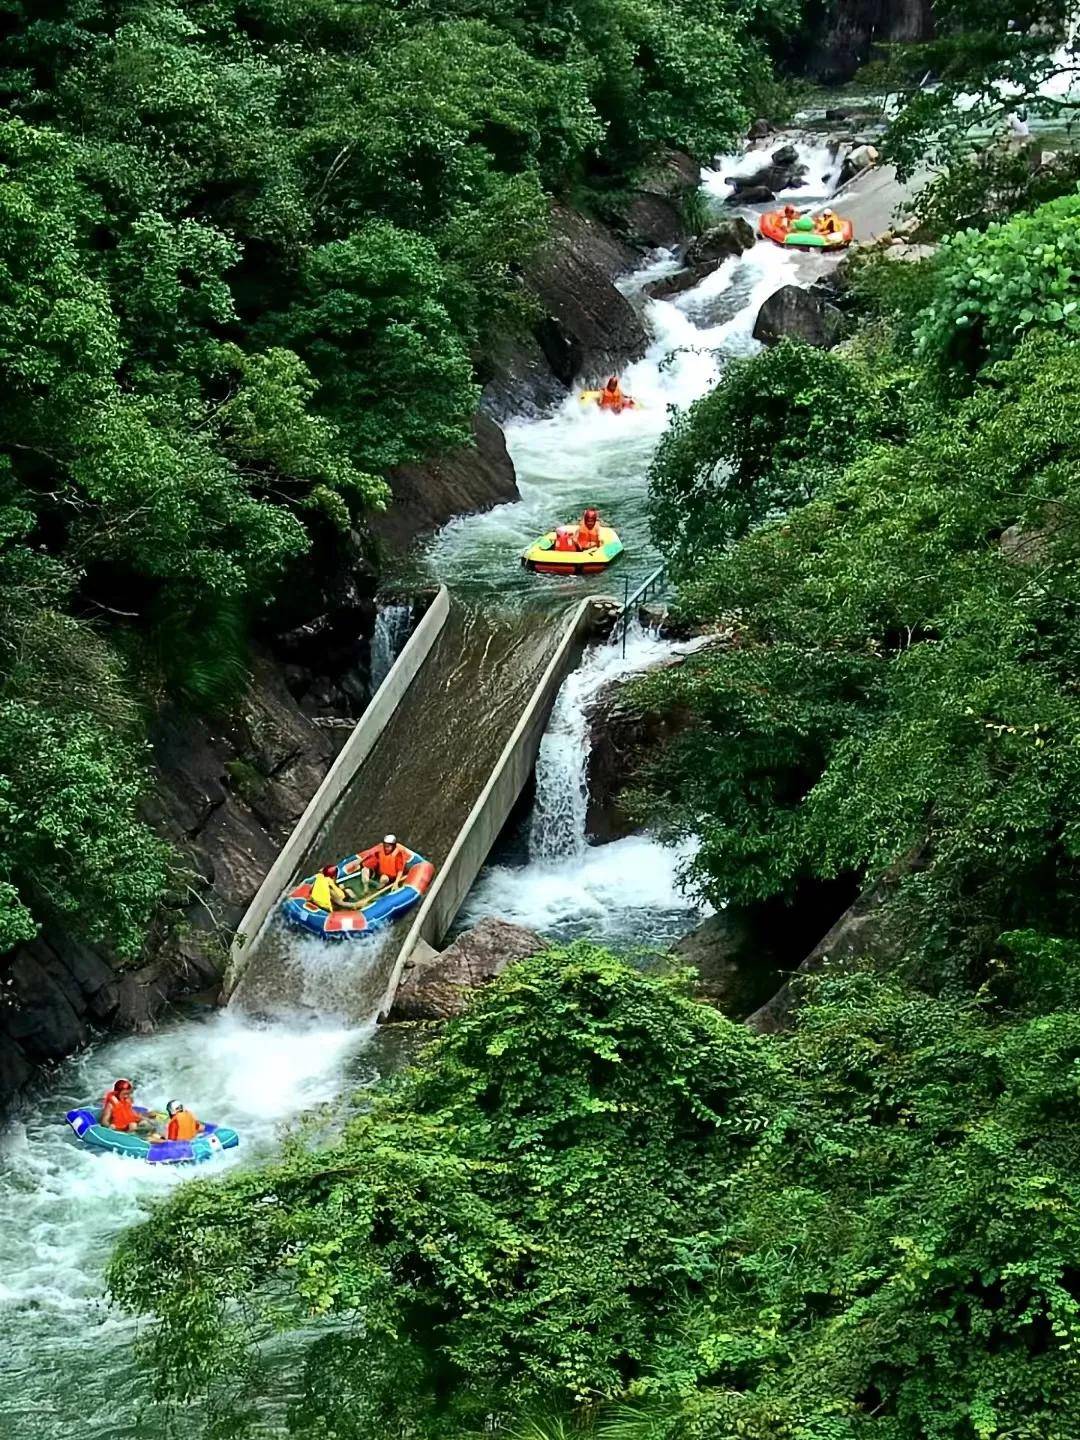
xmin=0 ymin=0 xmax=796 ymax=959
xmin=110 ymin=944 xmax=1080 ymax=1438
xmin=635 ymin=333 xmax=1080 ymax=964
xmin=914 ymin=191 xmax=1080 ymax=374
xmin=648 ymin=340 xmax=895 ymax=573
xmin=110 ymin=946 xmax=775 ymax=1433
xmin=877 ymin=0 xmax=1078 ymax=197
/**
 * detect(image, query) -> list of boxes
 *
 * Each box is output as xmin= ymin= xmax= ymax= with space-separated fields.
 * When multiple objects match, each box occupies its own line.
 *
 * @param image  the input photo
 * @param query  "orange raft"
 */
xmin=760 ymin=211 xmax=854 ymax=250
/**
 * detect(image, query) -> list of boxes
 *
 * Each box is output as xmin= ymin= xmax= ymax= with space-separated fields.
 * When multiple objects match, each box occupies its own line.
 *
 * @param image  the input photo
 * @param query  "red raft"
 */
xmin=760 ymin=211 xmax=854 ymax=249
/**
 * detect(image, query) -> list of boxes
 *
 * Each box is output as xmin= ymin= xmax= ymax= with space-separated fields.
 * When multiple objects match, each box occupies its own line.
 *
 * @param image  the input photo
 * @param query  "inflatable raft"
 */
xmin=760 ymin=211 xmax=853 ymax=249
xmin=282 ymin=846 xmax=435 ymax=939
xmin=65 ymin=1107 xmax=239 ymax=1165
xmin=580 ymin=390 xmax=639 ymax=412
xmin=522 ymin=525 xmax=623 ymax=576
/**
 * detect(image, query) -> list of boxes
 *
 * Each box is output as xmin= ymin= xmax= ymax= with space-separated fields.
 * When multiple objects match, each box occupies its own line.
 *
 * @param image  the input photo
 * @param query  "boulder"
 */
xmin=724 ymin=184 xmax=775 ymax=207
xmin=752 ymin=285 xmax=843 ymax=349
xmin=643 ymin=219 xmax=756 ymax=302
xmin=686 ymin=218 xmax=756 ymax=266
xmin=824 ymin=106 xmax=850 ymax=122
xmin=747 ymin=869 xmax=912 ymax=1033
xmin=669 ymin=912 xmax=785 ymax=1017
xmin=374 ymin=412 xmax=520 ymax=552
xmin=770 ymin=143 xmax=800 ymax=167
xmin=838 ymin=143 xmax=880 ymax=186
xmin=389 ymin=919 xmax=546 ymax=1021
xmin=747 ymin=118 xmax=774 ymax=140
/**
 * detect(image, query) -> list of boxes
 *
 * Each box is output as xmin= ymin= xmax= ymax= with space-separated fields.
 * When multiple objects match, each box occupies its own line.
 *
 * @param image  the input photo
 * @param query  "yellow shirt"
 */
xmin=310 ymin=873 xmax=345 ymax=910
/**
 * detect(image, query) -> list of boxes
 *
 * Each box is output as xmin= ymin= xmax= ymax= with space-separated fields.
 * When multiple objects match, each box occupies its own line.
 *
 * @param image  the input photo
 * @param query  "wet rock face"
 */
xmin=617 ymin=147 xmax=704 ymax=250
xmin=374 ymin=411 xmax=520 ymax=552
xmin=526 ymin=205 xmax=648 ymax=387
xmin=390 ymin=918 xmax=546 ymax=1021
xmin=753 ymin=284 xmax=844 ymax=349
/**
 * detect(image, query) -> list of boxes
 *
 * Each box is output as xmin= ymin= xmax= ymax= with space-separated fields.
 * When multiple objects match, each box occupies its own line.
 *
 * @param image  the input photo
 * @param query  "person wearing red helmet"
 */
xmin=101 ymin=1079 xmax=162 ymax=1134
xmin=576 ymin=508 xmax=602 ymax=551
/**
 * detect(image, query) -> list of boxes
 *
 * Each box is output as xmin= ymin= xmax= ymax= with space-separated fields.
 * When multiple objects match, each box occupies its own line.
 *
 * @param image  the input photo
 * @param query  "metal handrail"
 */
xmin=615 ymin=563 xmax=668 ymax=655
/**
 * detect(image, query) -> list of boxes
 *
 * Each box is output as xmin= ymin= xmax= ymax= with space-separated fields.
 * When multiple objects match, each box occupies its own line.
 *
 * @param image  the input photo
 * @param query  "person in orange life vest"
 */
xmin=360 ymin=834 xmax=410 ymax=888
xmin=101 ymin=1078 xmax=162 ymax=1134
xmin=780 ymin=203 xmax=799 ymax=232
xmin=815 ymin=208 xmax=841 ymax=236
xmin=598 ymin=376 xmax=625 ymax=412
xmin=576 ymin=508 xmax=602 ymax=551
xmin=162 ymin=1099 xmax=203 ymax=1143
xmin=553 ymin=524 xmax=579 ymax=552
xmin=310 ymin=864 xmax=361 ymax=911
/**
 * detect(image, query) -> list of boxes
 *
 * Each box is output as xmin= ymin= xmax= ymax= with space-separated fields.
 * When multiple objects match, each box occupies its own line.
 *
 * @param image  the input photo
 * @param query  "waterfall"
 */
xmin=528 ymin=622 xmax=689 ymax=861
xmin=370 ymin=602 xmax=413 ymax=692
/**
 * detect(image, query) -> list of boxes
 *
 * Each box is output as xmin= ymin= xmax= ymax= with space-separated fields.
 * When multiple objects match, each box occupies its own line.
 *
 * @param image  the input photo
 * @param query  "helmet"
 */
xmin=166 ymin=1100 xmax=184 ymax=1117
xmin=113 ymin=1078 xmax=133 ymax=1094
xmin=822 ymin=209 xmax=834 ymax=218
xmin=584 ymin=508 xmax=599 ymax=524
xmin=322 ymin=864 xmax=337 ymax=878
xmin=556 ymin=525 xmax=569 ymax=535
xmin=606 ymin=376 xmax=619 ymax=389
xmin=383 ymin=834 xmax=397 ymax=847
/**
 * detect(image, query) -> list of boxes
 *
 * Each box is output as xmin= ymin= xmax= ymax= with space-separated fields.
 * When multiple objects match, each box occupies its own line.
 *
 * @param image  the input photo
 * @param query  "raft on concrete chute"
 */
xmin=522 ymin=525 xmax=623 ymax=576
xmin=760 ymin=211 xmax=853 ymax=249
xmin=282 ymin=846 xmax=434 ymax=940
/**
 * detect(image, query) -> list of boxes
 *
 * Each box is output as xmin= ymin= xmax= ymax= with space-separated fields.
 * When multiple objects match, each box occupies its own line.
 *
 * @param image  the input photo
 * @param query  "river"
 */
xmin=0 ymin=137 xmax=849 ymax=1439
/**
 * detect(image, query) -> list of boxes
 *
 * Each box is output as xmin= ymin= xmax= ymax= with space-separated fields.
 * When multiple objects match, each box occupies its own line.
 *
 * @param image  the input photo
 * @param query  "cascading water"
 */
xmin=370 ymin=601 xmax=413 ymax=693
xmin=466 ymin=624 xmax=713 ymax=949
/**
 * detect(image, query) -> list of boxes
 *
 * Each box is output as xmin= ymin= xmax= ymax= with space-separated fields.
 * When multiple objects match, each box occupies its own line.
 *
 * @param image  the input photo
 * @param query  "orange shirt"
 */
xmin=577 ymin=525 xmax=601 ymax=551
xmin=167 ymin=1111 xmax=199 ymax=1142
xmin=361 ymin=844 xmax=408 ymax=881
xmin=599 ymin=386 xmax=623 ymax=410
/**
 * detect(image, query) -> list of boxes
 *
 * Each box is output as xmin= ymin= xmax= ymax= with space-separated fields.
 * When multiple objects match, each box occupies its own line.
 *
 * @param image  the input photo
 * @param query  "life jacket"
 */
xmin=167 ymin=1110 xmax=199 ymax=1142
xmin=577 ymin=524 xmax=601 ymax=551
xmin=103 ymin=1091 xmax=139 ymax=1130
xmin=553 ymin=531 xmax=578 ymax=552
xmin=363 ymin=844 xmax=408 ymax=881
xmin=599 ymin=385 xmax=623 ymax=411
xmin=310 ymin=872 xmax=335 ymax=909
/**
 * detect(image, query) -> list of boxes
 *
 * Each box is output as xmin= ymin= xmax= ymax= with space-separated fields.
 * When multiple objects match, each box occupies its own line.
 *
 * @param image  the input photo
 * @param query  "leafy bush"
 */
xmin=915 ymin=190 xmax=1080 ymax=374
xmin=109 ymin=945 xmax=1080 ymax=1438
xmin=633 ymin=334 xmax=1080 ymax=964
xmin=648 ymin=340 xmax=894 ymax=573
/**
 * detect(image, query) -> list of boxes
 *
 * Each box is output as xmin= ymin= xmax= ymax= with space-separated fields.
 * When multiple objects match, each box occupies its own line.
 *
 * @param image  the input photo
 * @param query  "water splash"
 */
xmin=370 ymin=601 xmax=413 ymax=693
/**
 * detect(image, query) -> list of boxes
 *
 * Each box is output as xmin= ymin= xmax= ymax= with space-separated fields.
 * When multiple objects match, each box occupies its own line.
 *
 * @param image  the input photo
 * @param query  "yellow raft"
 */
xmin=522 ymin=525 xmax=623 ymax=576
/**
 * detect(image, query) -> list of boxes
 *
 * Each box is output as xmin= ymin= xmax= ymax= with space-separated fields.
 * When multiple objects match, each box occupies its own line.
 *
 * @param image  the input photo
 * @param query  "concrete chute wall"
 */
xmin=381 ymin=595 xmax=611 ymax=1015
xmin=222 ymin=586 xmax=451 ymax=1000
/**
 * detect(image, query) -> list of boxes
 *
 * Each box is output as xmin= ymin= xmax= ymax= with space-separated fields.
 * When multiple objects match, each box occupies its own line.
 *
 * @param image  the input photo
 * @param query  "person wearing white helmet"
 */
xmin=360 ymin=834 xmax=410 ymax=889
xmin=553 ymin=524 xmax=578 ymax=553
